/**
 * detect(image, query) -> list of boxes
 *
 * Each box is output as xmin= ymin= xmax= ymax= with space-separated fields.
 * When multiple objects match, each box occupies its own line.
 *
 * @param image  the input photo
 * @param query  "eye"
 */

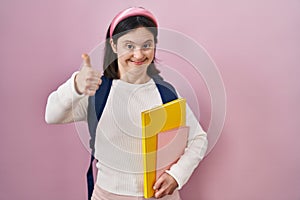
xmin=143 ymin=43 xmax=151 ymax=49
xmin=126 ymin=44 xmax=134 ymax=50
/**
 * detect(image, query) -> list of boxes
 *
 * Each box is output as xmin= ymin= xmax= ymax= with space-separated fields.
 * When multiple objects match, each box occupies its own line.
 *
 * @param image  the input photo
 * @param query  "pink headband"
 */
xmin=109 ymin=7 xmax=158 ymax=38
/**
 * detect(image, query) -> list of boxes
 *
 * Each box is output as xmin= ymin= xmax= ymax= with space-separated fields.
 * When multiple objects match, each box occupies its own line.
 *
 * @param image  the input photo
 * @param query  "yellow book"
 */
xmin=141 ymin=98 xmax=186 ymax=198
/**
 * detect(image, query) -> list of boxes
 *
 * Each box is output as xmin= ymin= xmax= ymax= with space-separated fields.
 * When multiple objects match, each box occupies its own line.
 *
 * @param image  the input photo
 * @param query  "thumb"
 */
xmin=81 ymin=53 xmax=92 ymax=67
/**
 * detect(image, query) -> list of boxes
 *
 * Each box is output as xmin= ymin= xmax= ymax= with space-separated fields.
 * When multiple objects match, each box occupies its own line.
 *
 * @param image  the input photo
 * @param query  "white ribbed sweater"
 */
xmin=45 ymin=72 xmax=208 ymax=196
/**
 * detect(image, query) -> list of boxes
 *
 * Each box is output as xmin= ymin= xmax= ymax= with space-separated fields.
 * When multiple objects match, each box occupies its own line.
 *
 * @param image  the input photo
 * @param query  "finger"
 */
xmin=81 ymin=53 xmax=91 ymax=67
xmin=155 ymin=185 xmax=168 ymax=198
xmin=85 ymin=88 xmax=96 ymax=96
xmin=98 ymin=78 xmax=102 ymax=85
xmin=86 ymin=77 xmax=102 ymax=86
xmin=153 ymin=176 xmax=165 ymax=191
xmin=94 ymin=78 xmax=102 ymax=86
xmin=88 ymin=91 xmax=96 ymax=96
xmin=90 ymin=70 xmax=101 ymax=78
xmin=89 ymin=84 xmax=99 ymax=91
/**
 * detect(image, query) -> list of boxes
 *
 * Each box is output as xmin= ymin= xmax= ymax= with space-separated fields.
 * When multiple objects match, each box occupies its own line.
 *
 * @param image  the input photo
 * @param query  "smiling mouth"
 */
xmin=130 ymin=59 xmax=147 ymax=65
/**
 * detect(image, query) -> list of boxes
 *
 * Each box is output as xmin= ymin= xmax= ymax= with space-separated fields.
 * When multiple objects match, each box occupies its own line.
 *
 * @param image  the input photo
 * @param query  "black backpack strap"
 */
xmin=86 ymin=155 xmax=95 ymax=199
xmin=87 ymin=76 xmax=113 ymax=153
xmin=152 ymin=75 xmax=178 ymax=103
xmin=86 ymin=75 xmax=112 ymax=200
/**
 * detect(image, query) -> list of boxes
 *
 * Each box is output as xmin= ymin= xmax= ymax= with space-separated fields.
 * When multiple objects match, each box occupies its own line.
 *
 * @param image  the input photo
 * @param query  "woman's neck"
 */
xmin=118 ymin=67 xmax=150 ymax=84
xmin=119 ymin=72 xmax=150 ymax=84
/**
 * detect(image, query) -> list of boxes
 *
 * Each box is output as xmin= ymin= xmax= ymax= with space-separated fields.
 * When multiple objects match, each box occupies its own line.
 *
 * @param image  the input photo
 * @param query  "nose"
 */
xmin=133 ymin=48 xmax=144 ymax=60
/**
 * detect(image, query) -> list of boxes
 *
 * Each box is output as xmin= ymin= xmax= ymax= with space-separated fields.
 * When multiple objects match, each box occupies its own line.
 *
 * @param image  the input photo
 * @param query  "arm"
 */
xmin=45 ymin=72 xmax=88 ymax=124
xmin=165 ymin=104 xmax=208 ymax=188
xmin=45 ymin=54 xmax=102 ymax=124
xmin=154 ymin=104 xmax=208 ymax=198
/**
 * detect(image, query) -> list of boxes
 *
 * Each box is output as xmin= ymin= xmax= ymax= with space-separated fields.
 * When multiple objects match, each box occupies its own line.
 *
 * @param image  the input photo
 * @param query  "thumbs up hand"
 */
xmin=74 ymin=53 xmax=102 ymax=96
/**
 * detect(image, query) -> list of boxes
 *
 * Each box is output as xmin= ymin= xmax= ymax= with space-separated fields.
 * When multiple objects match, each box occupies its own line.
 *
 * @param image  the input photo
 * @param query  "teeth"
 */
xmin=131 ymin=59 xmax=146 ymax=62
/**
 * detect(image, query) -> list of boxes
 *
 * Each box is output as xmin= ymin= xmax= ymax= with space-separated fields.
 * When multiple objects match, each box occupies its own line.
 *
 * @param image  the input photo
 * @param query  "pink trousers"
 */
xmin=91 ymin=184 xmax=182 ymax=200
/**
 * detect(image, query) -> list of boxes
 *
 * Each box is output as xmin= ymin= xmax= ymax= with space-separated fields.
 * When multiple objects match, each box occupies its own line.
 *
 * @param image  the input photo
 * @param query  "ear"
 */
xmin=110 ymin=39 xmax=117 ymax=53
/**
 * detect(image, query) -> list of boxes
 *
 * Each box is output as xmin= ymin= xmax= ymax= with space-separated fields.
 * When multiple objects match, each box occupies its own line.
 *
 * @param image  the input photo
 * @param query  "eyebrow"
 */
xmin=122 ymin=39 xmax=153 ymax=44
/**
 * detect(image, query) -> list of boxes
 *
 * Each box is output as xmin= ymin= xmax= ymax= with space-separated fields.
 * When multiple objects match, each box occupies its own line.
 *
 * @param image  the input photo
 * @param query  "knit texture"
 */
xmin=45 ymin=72 xmax=208 ymax=196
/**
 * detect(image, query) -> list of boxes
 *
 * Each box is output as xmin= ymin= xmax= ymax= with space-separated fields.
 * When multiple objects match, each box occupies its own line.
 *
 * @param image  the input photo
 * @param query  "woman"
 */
xmin=45 ymin=7 xmax=208 ymax=200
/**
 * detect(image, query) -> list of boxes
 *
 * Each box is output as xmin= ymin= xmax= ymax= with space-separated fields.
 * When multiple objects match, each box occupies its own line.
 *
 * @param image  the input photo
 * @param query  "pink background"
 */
xmin=1 ymin=0 xmax=300 ymax=200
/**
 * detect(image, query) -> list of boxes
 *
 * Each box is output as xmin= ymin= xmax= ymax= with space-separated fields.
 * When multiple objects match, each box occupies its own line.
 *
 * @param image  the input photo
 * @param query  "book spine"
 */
xmin=142 ymin=113 xmax=157 ymax=198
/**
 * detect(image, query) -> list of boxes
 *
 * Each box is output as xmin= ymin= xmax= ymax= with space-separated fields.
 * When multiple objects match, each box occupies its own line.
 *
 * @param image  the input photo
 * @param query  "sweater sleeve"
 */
xmin=165 ymin=104 xmax=208 ymax=189
xmin=45 ymin=72 xmax=88 ymax=124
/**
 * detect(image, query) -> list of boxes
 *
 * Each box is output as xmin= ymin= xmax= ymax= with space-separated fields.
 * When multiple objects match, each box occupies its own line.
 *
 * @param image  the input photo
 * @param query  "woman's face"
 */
xmin=111 ymin=27 xmax=155 ymax=77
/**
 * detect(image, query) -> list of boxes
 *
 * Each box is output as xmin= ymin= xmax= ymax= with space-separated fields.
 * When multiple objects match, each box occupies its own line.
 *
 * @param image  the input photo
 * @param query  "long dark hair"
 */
xmin=103 ymin=16 xmax=160 ymax=79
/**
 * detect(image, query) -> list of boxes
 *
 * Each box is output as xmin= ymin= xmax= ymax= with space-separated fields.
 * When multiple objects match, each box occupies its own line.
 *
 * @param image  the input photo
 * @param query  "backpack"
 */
xmin=86 ymin=75 xmax=178 ymax=199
